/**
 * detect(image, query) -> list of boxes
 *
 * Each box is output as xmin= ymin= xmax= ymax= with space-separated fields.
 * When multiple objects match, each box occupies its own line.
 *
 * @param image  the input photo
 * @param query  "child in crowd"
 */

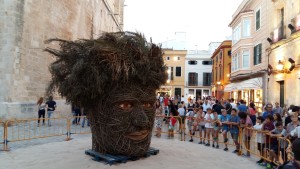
xmin=212 ymin=109 xmax=220 ymax=148
xmin=177 ymin=104 xmax=186 ymax=133
xmin=229 ymin=108 xmax=240 ymax=153
xmin=220 ymin=108 xmax=231 ymax=151
xmin=204 ymin=107 xmax=214 ymax=146
xmin=194 ymin=106 xmax=206 ymax=144
xmin=187 ymin=108 xmax=196 ymax=142
xmin=260 ymin=115 xmax=275 ymax=167
xmin=267 ymin=122 xmax=287 ymax=169
xmin=253 ymin=116 xmax=265 ymax=164
xmin=238 ymin=111 xmax=253 ymax=157
xmin=168 ymin=112 xmax=177 ymax=138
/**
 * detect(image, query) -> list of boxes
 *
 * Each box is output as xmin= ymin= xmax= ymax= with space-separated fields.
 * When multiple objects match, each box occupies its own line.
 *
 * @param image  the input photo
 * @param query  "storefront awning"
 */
xmin=224 ymin=77 xmax=263 ymax=92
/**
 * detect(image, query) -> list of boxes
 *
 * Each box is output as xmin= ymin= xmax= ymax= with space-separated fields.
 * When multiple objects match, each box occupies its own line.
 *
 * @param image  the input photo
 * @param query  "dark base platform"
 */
xmin=85 ymin=147 xmax=159 ymax=165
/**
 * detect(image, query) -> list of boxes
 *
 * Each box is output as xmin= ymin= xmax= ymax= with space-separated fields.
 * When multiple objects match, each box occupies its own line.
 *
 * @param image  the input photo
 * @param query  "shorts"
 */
xmin=231 ymin=133 xmax=238 ymax=141
xmin=257 ymin=143 xmax=265 ymax=152
xmin=213 ymin=126 xmax=220 ymax=131
xmin=265 ymin=143 xmax=279 ymax=155
xmin=155 ymin=118 xmax=163 ymax=129
xmin=168 ymin=125 xmax=175 ymax=130
xmin=198 ymin=125 xmax=205 ymax=131
xmin=187 ymin=121 xmax=193 ymax=130
xmin=180 ymin=116 xmax=186 ymax=124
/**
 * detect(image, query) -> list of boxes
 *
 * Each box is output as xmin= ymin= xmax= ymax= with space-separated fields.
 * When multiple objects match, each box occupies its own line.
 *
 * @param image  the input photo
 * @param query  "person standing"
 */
xmin=46 ymin=96 xmax=56 ymax=126
xmin=248 ymin=102 xmax=257 ymax=125
xmin=37 ymin=97 xmax=47 ymax=126
xmin=202 ymin=99 xmax=211 ymax=113
xmin=263 ymin=103 xmax=274 ymax=119
xmin=273 ymin=102 xmax=283 ymax=117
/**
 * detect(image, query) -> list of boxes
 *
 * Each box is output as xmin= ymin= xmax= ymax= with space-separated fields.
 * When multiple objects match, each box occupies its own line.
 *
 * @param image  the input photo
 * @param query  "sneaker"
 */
xmin=224 ymin=148 xmax=228 ymax=151
xmin=198 ymin=141 xmax=202 ymax=144
xmin=232 ymin=150 xmax=238 ymax=153
xmin=259 ymin=162 xmax=267 ymax=166
xmin=216 ymin=145 xmax=219 ymax=149
xmin=242 ymin=153 xmax=250 ymax=157
xmin=205 ymin=143 xmax=210 ymax=146
xmin=266 ymin=163 xmax=273 ymax=169
xmin=212 ymin=144 xmax=215 ymax=148
xmin=189 ymin=139 xmax=193 ymax=142
xmin=256 ymin=159 xmax=263 ymax=164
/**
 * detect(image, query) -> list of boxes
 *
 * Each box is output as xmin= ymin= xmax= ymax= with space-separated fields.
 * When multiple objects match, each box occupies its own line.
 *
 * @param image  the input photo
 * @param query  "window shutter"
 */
xmin=254 ymin=46 xmax=257 ymax=65
xmin=195 ymin=73 xmax=198 ymax=86
xmin=258 ymin=44 xmax=262 ymax=63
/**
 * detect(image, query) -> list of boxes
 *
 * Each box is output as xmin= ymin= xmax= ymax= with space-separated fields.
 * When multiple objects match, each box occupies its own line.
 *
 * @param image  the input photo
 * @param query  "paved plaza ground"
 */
xmin=1 ymin=134 xmax=264 ymax=169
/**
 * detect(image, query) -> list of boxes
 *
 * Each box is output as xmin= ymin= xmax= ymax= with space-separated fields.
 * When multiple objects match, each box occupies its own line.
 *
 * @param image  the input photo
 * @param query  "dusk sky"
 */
xmin=124 ymin=0 xmax=244 ymax=50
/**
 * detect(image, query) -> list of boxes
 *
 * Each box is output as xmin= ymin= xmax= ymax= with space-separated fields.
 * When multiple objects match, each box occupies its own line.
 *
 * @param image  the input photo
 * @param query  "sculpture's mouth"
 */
xmin=125 ymin=130 xmax=149 ymax=141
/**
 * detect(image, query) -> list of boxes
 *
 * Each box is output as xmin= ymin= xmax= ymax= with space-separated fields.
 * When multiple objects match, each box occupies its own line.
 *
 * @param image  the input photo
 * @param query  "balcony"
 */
xmin=271 ymin=25 xmax=286 ymax=43
xmin=186 ymin=81 xmax=211 ymax=87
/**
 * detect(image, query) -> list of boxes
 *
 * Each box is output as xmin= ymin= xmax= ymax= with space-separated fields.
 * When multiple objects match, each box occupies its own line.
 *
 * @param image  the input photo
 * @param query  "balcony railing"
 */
xmin=186 ymin=81 xmax=211 ymax=87
xmin=272 ymin=25 xmax=286 ymax=43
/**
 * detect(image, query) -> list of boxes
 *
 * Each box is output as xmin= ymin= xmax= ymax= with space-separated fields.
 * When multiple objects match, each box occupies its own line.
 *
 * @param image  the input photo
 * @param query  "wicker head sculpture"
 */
xmin=45 ymin=32 xmax=167 ymax=157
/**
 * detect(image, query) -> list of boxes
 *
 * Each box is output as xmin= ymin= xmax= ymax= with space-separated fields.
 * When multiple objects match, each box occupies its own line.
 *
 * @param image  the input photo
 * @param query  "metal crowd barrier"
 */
xmin=184 ymin=117 xmax=242 ymax=152
xmin=0 ymin=121 xmax=5 ymax=151
xmin=0 ymin=116 xmax=93 ymax=151
xmin=240 ymin=127 xmax=292 ymax=165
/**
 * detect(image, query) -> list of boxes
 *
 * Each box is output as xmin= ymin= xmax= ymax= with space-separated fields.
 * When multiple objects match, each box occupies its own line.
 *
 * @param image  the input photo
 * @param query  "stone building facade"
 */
xmin=0 ymin=0 xmax=124 ymax=119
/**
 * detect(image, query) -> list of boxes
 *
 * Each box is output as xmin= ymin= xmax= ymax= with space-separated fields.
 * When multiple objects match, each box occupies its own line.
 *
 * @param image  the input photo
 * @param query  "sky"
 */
xmin=124 ymin=0 xmax=244 ymax=50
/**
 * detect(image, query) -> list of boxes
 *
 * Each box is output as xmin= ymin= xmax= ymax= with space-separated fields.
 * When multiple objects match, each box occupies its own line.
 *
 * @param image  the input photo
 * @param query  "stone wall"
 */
xmin=0 ymin=0 xmax=124 ymax=120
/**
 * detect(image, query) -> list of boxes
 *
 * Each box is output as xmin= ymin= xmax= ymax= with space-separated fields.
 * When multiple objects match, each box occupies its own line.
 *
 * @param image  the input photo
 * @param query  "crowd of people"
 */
xmin=154 ymin=94 xmax=300 ymax=169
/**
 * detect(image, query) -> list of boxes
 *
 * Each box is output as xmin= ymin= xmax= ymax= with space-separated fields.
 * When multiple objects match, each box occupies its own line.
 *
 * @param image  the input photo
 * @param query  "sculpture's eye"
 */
xmin=119 ymin=102 xmax=133 ymax=111
xmin=143 ymin=102 xmax=152 ymax=109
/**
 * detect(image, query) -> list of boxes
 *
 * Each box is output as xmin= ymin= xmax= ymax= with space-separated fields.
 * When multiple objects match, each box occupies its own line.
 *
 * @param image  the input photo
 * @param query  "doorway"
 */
xmin=278 ymin=81 xmax=284 ymax=107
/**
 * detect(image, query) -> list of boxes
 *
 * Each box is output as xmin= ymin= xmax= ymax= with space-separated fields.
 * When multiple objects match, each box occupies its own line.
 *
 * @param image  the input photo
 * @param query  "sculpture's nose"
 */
xmin=131 ymin=107 xmax=149 ymax=127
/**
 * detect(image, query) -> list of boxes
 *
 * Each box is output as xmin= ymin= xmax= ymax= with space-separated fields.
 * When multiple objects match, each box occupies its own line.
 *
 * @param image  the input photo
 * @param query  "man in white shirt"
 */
xmin=230 ymin=98 xmax=237 ymax=109
xmin=202 ymin=100 xmax=211 ymax=113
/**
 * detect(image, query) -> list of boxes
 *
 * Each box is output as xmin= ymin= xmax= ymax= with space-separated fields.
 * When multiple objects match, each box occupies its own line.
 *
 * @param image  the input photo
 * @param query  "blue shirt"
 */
xmin=263 ymin=111 xmax=274 ymax=119
xmin=229 ymin=115 xmax=240 ymax=134
xmin=237 ymin=104 xmax=248 ymax=112
xmin=220 ymin=114 xmax=231 ymax=131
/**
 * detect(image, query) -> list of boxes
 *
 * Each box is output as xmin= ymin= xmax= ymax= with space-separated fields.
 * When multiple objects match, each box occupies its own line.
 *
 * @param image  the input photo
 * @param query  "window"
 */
xmin=175 ymin=67 xmax=181 ymax=76
xmin=168 ymin=67 xmax=174 ymax=80
xmin=231 ymin=56 xmax=235 ymax=72
xmin=174 ymin=88 xmax=181 ymax=96
xmin=243 ymin=18 xmax=251 ymax=37
xmin=166 ymin=56 xmax=170 ymax=60
xmin=189 ymin=89 xmax=194 ymax=95
xmin=233 ymin=24 xmax=241 ymax=44
xmin=188 ymin=72 xmax=198 ymax=86
xmin=242 ymin=50 xmax=250 ymax=68
xmin=256 ymin=9 xmax=261 ymax=31
xmin=203 ymin=73 xmax=211 ymax=86
xmin=219 ymin=66 xmax=222 ymax=81
xmin=177 ymin=56 xmax=180 ymax=60
xmin=254 ymin=44 xmax=262 ymax=65
xmin=202 ymin=61 xmax=212 ymax=65
xmin=236 ymin=53 xmax=239 ymax=70
xmin=188 ymin=60 xmax=197 ymax=65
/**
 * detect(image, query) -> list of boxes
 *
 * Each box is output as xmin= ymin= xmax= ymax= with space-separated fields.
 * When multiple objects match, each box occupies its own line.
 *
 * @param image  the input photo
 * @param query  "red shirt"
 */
xmin=164 ymin=98 xmax=169 ymax=106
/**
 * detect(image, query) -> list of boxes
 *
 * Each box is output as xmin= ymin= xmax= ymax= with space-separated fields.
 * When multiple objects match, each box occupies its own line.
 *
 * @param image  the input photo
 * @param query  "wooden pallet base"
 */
xmin=85 ymin=147 xmax=159 ymax=165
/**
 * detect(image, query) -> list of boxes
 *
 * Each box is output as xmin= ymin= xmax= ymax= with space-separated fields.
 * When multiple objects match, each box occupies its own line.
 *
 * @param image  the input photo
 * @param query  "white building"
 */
xmin=184 ymin=50 xmax=213 ymax=100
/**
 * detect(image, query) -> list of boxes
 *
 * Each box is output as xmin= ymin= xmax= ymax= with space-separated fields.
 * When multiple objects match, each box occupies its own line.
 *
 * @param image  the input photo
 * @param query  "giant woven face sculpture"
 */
xmin=45 ymin=32 xmax=167 ymax=156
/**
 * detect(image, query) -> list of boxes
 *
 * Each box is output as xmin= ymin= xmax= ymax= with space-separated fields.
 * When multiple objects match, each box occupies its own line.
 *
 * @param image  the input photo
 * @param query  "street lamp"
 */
xmin=217 ymin=81 xmax=221 ymax=85
xmin=166 ymin=79 xmax=170 ymax=84
xmin=276 ymin=60 xmax=284 ymax=71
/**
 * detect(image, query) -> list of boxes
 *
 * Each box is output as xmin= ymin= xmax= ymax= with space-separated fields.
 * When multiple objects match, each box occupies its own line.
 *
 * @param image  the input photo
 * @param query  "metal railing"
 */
xmin=1 ymin=116 xmax=91 ymax=150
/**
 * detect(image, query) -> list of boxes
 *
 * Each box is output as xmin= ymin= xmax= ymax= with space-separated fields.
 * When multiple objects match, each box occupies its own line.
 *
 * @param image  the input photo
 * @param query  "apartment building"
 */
xmin=227 ymin=0 xmax=271 ymax=111
xmin=185 ymin=50 xmax=212 ymax=100
xmin=211 ymin=41 xmax=232 ymax=100
xmin=159 ymin=49 xmax=187 ymax=98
